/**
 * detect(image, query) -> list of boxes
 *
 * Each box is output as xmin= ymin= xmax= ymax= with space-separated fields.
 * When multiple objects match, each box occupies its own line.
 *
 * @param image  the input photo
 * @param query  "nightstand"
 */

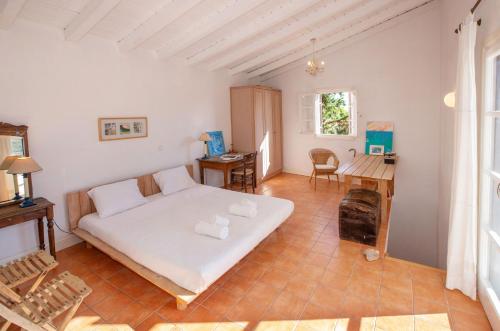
xmin=0 ymin=198 xmax=56 ymax=259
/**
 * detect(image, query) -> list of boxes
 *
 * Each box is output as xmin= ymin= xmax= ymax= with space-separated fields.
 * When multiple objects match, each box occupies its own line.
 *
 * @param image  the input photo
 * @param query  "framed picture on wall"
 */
xmin=365 ymin=121 xmax=394 ymax=154
xmin=369 ymin=145 xmax=385 ymax=155
xmin=98 ymin=117 xmax=148 ymax=141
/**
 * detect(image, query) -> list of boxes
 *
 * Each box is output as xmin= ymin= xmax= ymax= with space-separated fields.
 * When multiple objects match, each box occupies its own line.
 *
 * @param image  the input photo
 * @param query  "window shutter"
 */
xmin=299 ymin=93 xmax=318 ymax=134
xmin=349 ymin=91 xmax=357 ymax=136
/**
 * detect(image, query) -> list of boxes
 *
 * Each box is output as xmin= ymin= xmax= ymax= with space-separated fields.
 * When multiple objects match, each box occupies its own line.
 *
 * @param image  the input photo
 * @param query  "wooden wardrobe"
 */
xmin=230 ymin=85 xmax=283 ymax=182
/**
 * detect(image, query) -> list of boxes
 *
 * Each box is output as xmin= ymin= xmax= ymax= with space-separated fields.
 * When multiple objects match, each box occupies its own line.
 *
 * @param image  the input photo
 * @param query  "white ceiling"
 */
xmin=0 ymin=0 xmax=433 ymax=78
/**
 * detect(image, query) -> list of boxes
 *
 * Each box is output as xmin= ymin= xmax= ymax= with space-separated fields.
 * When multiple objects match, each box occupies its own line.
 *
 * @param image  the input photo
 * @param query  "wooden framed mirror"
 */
xmin=0 ymin=122 xmax=32 ymax=206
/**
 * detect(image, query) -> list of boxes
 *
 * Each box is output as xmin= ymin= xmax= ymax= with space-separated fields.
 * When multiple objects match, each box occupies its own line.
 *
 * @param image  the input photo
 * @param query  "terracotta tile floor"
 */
xmin=13 ymin=173 xmax=493 ymax=330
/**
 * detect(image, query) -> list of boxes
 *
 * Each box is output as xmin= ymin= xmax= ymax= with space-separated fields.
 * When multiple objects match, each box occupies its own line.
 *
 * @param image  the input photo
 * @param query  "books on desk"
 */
xmin=220 ymin=153 xmax=242 ymax=161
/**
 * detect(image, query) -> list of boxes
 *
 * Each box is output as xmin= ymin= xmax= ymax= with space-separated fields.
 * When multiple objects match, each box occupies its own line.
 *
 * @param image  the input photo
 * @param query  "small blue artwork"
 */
xmin=365 ymin=122 xmax=394 ymax=154
xmin=207 ymin=131 xmax=226 ymax=156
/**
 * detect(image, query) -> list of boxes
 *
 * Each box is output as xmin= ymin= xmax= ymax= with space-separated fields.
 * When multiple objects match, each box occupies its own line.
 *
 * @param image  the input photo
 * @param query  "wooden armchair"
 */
xmin=308 ymin=148 xmax=340 ymax=191
xmin=231 ymin=152 xmax=257 ymax=193
xmin=0 ymin=252 xmax=91 ymax=331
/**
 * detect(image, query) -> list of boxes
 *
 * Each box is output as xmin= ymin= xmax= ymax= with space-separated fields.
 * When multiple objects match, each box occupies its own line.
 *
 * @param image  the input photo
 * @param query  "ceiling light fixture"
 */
xmin=306 ymin=38 xmax=325 ymax=76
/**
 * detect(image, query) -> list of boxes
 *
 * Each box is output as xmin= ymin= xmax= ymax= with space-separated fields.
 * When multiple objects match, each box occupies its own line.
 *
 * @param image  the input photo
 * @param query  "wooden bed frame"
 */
xmin=66 ymin=165 xmax=198 ymax=310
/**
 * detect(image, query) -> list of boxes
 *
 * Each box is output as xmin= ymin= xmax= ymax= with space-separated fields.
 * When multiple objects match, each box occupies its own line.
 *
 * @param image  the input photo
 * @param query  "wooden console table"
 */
xmin=338 ymin=154 xmax=395 ymax=223
xmin=197 ymin=154 xmax=250 ymax=188
xmin=0 ymin=198 xmax=56 ymax=258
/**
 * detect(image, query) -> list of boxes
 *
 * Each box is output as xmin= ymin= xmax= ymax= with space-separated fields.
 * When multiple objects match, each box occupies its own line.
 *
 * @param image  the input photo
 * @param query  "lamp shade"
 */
xmin=0 ymin=155 xmax=19 ymax=170
xmin=7 ymin=157 xmax=42 ymax=174
xmin=199 ymin=133 xmax=211 ymax=142
xmin=444 ymin=92 xmax=456 ymax=108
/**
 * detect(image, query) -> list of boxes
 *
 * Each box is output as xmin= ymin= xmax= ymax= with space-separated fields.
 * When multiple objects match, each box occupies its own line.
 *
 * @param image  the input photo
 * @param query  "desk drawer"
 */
xmin=0 ymin=210 xmax=47 ymax=229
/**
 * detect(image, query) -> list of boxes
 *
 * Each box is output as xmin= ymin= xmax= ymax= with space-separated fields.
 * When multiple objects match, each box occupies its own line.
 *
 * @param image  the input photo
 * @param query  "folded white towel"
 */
xmin=195 ymin=221 xmax=229 ymax=240
xmin=229 ymin=202 xmax=257 ymax=218
xmin=213 ymin=214 xmax=230 ymax=226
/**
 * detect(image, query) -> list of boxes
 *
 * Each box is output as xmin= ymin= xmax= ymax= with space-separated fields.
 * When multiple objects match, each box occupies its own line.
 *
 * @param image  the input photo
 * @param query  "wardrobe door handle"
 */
xmin=497 ymin=183 xmax=500 ymax=198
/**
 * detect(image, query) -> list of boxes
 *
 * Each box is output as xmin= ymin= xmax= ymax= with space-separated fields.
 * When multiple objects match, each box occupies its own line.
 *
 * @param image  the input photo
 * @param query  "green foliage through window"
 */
xmin=320 ymin=92 xmax=350 ymax=135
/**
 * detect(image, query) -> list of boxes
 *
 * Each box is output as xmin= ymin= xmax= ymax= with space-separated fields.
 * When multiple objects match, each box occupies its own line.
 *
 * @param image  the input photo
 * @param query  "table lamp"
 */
xmin=0 ymin=155 xmax=22 ymax=200
xmin=7 ymin=156 xmax=42 ymax=208
xmin=199 ymin=132 xmax=212 ymax=159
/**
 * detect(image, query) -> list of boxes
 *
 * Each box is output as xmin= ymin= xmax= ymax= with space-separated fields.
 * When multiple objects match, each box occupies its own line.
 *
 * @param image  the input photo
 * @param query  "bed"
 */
xmin=66 ymin=165 xmax=294 ymax=310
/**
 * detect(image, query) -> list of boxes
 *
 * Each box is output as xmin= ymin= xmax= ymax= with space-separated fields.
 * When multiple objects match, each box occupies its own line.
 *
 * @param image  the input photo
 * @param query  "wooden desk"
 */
xmin=338 ymin=155 xmax=395 ymax=222
xmin=197 ymin=154 xmax=247 ymax=188
xmin=0 ymin=198 xmax=56 ymax=258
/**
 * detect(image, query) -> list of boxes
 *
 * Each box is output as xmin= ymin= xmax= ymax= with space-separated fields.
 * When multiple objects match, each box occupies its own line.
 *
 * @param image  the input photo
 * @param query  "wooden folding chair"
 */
xmin=0 ymin=251 xmax=58 ymax=295
xmin=0 ymin=271 xmax=92 ymax=331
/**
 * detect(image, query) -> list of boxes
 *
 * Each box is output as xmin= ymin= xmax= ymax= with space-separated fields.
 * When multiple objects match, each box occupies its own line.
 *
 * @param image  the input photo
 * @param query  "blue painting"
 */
xmin=365 ymin=122 xmax=394 ymax=154
xmin=207 ymin=131 xmax=226 ymax=156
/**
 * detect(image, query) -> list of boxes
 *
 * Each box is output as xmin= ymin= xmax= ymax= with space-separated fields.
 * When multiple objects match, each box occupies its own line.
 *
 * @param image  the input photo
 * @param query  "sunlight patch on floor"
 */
xmin=66 ymin=316 xmax=133 ymax=330
xmin=296 ymin=317 xmax=348 ymax=330
xmin=65 ymin=313 xmax=452 ymax=330
xmin=176 ymin=321 xmax=223 ymax=330
xmin=255 ymin=319 xmax=298 ymax=330
xmin=414 ymin=313 xmax=452 ymax=330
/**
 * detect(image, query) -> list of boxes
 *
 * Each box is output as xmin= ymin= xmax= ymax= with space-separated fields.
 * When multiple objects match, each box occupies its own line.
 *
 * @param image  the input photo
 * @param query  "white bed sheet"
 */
xmin=78 ymin=184 xmax=294 ymax=293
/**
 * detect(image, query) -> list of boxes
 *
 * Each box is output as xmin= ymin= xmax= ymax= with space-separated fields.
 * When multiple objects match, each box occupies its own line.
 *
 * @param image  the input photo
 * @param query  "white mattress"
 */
xmin=78 ymin=184 xmax=294 ymax=293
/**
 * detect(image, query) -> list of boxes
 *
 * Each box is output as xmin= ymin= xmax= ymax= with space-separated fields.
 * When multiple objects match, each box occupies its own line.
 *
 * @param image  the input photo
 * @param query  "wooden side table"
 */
xmin=0 ymin=197 xmax=56 ymax=259
xmin=337 ymin=154 xmax=395 ymax=223
xmin=197 ymin=154 xmax=250 ymax=188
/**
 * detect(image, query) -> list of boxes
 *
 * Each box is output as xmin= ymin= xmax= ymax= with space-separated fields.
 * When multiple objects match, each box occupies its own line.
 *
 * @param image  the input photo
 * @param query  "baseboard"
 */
xmin=0 ymin=247 xmax=38 ymax=264
xmin=262 ymin=170 xmax=283 ymax=181
xmin=57 ymin=234 xmax=82 ymax=251
xmin=384 ymin=255 xmax=446 ymax=274
xmin=282 ymin=168 xmax=348 ymax=182
xmin=282 ymin=168 xmax=315 ymax=177
xmin=0 ymin=234 xmax=82 ymax=264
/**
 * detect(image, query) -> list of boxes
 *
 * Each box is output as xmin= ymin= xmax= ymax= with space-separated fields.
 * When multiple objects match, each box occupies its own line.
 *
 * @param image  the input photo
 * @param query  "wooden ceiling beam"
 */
xmin=137 ymin=0 xmax=229 ymax=50
xmin=205 ymin=0 xmax=367 ymax=71
xmin=64 ymin=0 xmax=121 ymax=41
xmin=155 ymin=0 xmax=270 ymax=60
xmin=0 ymin=0 xmax=26 ymax=29
xmin=185 ymin=0 xmax=324 ymax=66
xmin=258 ymin=0 xmax=434 ymax=82
xmin=117 ymin=0 xmax=203 ymax=52
xmin=229 ymin=0 xmax=398 ymax=76
xmin=245 ymin=0 xmax=429 ymax=78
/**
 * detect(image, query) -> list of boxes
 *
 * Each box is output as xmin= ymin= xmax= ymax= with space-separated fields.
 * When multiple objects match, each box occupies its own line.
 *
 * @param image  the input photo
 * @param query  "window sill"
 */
xmin=315 ymin=134 xmax=357 ymax=141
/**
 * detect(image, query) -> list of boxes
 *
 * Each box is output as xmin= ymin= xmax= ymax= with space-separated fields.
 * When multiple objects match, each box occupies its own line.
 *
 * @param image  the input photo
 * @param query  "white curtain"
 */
xmin=446 ymin=13 xmax=478 ymax=300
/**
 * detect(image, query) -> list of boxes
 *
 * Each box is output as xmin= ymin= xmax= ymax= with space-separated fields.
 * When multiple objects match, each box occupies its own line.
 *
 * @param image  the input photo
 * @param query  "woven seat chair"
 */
xmin=231 ymin=152 xmax=257 ymax=193
xmin=308 ymin=148 xmax=340 ymax=191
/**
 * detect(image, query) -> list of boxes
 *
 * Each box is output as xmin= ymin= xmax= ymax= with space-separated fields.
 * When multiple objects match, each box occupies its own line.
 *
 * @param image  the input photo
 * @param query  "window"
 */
xmin=299 ymin=90 xmax=357 ymax=137
xmin=479 ymin=38 xmax=500 ymax=328
xmin=496 ymin=55 xmax=500 ymax=111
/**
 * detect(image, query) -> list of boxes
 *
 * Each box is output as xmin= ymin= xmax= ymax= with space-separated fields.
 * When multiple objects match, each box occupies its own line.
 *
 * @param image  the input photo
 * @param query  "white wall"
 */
xmin=438 ymin=0 xmax=500 ymax=268
xmin=0 ymin=20 xmax=244 ymax=263
xmin=264 ymin=4 xmax=443 ymax=266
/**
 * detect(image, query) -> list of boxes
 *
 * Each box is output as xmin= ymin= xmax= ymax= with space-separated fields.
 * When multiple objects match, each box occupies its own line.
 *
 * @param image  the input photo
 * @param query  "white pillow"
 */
xmin=87 ymin=179 xmax=148 ymax=218
xmin=153 ymin=166 xmax=196 ymax=195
